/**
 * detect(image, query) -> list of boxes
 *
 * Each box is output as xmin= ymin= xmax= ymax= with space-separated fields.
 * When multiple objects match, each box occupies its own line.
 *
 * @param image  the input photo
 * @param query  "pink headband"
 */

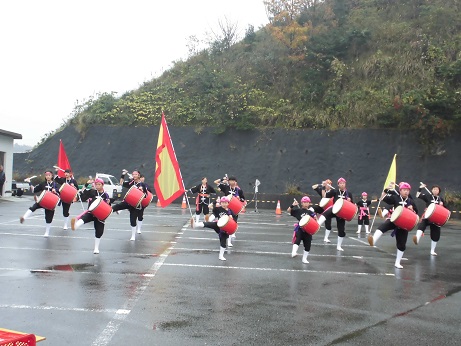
xmin=337 ymin=177 xmax=346 ymax=184
xmin=399 ymin=182 xmax=411 ymax=190
xmin=301 ymin=196 xmax=311 ymax=203
xmin=362 ymin=192 xmax=367 ymax=196
xmin=94 ymin=178 xmax=104 ymax=185
xmin=220 ymin=196 xmax=229 ymax=203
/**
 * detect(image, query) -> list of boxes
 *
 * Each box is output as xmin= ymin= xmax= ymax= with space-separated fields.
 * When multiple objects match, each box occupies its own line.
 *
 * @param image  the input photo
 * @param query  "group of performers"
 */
xmin=287 ymin=178 xmax=449 ymax=269
xmin=19 ymin=168 xmax=153 ymax=254
xmin=189 ymin=175 xmax=246 ymax=260
xmin=17 ymin=168 xmax=450 ymax=269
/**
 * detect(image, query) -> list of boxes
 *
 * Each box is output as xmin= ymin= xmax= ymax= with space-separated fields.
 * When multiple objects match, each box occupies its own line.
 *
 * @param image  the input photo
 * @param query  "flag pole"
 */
xmin=184 ymin=191 xmax=194 ymax=218
xmin=369 ymin=154 xmax=397 ymax=234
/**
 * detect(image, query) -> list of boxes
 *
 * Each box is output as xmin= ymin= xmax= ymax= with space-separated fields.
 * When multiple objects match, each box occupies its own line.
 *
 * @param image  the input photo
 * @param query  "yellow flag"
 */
xmin=154 ymin=113 xmax=185 ymax=207
xmin=383 ymin=154 xmax=397 ymax=191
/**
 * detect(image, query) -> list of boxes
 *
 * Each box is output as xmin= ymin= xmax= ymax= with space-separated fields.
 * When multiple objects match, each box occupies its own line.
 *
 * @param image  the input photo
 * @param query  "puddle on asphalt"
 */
xmin=30 ymin=263 xmax=95 ymax=273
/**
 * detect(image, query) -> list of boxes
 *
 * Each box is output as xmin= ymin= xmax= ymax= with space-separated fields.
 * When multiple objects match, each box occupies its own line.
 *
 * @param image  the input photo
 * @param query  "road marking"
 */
xmin=90 ymin=221 xmax=187 ymax=346
xmin=171 ymin=247 xmax=385 ymax=259
xmin=161 ymin=262 xmax=394 ymax=276
xmin=0 ymin=304 xmax=119 ymax=313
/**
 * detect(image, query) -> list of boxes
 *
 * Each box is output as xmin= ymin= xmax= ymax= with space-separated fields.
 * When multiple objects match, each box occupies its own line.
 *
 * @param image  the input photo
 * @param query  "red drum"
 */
xmin=390 ymin=206 xmax=419 ymax=231
xmin=217 ymin=215 xmax=238 ymax=235
xmin=141 ymin=191 xmax=154 ymax=208
xmin=332 ymin=198 xmax=358 ymax=221
xmin=319 ymin=197 xmax=333 ymax=210
xmin=37 ymin=191 xmax=60 ymax=210
xmin=124 ymin=186 xmax=144 ymax=208
xmin=298 ymin=215 xmax=320 ymax=235
xmin=88 ymin=197 xmax=112 ymax=221
xmin=59 ymin=183 xmax=78 ymax=204
xmin=227 ymin=194 xmax=245 ymax=215
xmin=423 ymin=203 xmax=450 ymax=227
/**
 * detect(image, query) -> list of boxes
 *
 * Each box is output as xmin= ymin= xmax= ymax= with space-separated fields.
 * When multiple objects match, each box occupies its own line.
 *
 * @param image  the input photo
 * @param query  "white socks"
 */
xmin=63 ymin=216 xmax=69 ymax=230
xmin=302 ymin=251 xmax=309 ymax=264
xmin=44 ymin=223 xmax=51 ymax=237
xmin=365 ymin=225 xmax=369 ymax=234
xmin=195 ymin=214 xmax=200 ymax=223
xmin=357 ymin=225 xmax=362 ymax=233
xmin=337 ymin=236 xmax=344 ymax=251
xmin=73 ymin=219 xmax=84 ymax=231
xmin=227 ymin=237 xmax=233 ymax=247
xmin=413 ymin=230 xmax=423 ymax=245
xmin=317 ymin=215 xmax=326 ymax=227
xmin=22 ymin=209 xmax=33 ymax=222
xmin=395 ymin=250 xmax=404 ymax=269
xmin=219 ymin=247 xmax=226 ymax=261
xmin=324 ymin=229 xmax=331 ymax=243
xmin=130 ymin=226 xmax=136 ymax=241
xmin=137 ymin=221 xmax=143 ymax=234
xmin=291 ymin=244 xmax=299 ymax=257
xmin=94 ymin=238 xmax=101 ymax=254
xmin=368 ymin=230 xmax=383 ymax=247
xmin=431 ymin=241 xmax=437 ymax=256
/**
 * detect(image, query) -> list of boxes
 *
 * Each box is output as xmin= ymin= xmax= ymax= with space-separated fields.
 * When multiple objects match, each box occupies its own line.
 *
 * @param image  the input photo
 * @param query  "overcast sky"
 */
xmin=0 ymin=1 xmax=268 ymax=146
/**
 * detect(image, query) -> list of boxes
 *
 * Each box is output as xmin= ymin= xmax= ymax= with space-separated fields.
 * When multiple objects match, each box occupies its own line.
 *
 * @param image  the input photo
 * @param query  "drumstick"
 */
xmin=321 ymin=181 xmax=335 ymax=189
xmin=24 ymin=175 xmax=37 ymax=183
xmin=53 ymin=165 xmax=65 ymax=172
xmin=419 ymin=182 xmax=432 ymax=195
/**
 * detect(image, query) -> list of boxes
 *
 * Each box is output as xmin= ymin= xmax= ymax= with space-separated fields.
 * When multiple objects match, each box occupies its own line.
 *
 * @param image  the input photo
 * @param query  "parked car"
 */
xmin=11 ymin=180 xmax=30 ymax=197
xmin=94 ymin=173 xmax=123 ymax=202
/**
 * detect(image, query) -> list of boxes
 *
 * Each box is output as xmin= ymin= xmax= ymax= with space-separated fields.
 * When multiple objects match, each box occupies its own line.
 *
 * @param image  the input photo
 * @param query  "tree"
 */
xmin=264 ymin=0 xmax=312 ymax=60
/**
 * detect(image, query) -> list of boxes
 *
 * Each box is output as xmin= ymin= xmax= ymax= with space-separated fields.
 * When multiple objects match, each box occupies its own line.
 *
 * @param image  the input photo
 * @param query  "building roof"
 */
xmin=0 ymin=129 xmax=22 ymax=140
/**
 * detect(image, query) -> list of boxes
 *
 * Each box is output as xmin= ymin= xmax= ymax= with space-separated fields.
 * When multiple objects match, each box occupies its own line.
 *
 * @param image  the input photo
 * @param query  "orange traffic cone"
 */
xmin=157 ymin=198 xmax=161 ymax=207
xmin=275 ymin=200 xmax=282 ymax=215
xmin=181 ymin=196 xmax=187 ymax=209
xmin=216 ymin=196 xmax=221 ymax=207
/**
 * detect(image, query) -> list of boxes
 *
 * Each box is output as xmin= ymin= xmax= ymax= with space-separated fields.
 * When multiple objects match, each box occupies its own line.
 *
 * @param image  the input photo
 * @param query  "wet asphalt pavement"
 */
xmin=1 ymin=196 xmax=460 ymax=345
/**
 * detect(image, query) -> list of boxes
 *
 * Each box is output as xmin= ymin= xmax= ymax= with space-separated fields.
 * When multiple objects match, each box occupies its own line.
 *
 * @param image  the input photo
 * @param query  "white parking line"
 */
xmin=0 ymin=304 xmax=119 ymax=314
xmin=162 ymin=262 xmax=394 ymax=276
xmin=90 ymin=221 xmax=187 ymax=346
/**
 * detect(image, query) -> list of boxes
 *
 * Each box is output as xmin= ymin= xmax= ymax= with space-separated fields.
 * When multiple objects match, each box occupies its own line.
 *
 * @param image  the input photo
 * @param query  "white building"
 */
xmin=0 ymin=129 xmax=22 ymax=195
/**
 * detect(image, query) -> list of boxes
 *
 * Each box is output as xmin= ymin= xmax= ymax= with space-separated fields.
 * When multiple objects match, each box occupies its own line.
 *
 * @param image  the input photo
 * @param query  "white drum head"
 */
xmin=319 ymin=198 xmax=331 ymax=208
xmin=424 ymin=203 xmax=436 ymax=218
xmin=299 ymin=215 xmax=310 ymax=227
xmin=88 ymin=197 xmax=103 ymax=211
xmin=217 ymin=215 xmax=229 ymax=227
xmin=332 ymin=198 xmax=344 ymax=214
xmin=390 ymin=206 xmax=403 ymax=222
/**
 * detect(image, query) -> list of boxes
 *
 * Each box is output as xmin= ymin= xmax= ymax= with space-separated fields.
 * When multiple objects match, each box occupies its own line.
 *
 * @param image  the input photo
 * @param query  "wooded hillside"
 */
xmin=66 ymin=0 xmax=461 ymax=155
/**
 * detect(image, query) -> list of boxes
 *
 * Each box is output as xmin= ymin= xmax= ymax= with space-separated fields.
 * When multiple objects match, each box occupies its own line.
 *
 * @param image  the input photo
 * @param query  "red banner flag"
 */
xmin=57 ymin=139 xmax=72 ymax=178
xmin=154 ymin=113 xmax=185 ymax=207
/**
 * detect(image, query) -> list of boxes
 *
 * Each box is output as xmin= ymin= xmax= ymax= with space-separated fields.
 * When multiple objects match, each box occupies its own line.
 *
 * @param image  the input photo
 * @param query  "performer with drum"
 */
xmin=367 ymin=182 xmax=419 ymax=269
xmin=71 ymin=178 xmax=111 ymax=254
xmin=312 ymin=179 xmax=334 ymax=243
xmin=112 ymin=169 xmax=148 ymax=241
xmin=287 ymin=196 xmax=318 ymax=264
xmin=136 ymin=174 xmax=153 ymax=235
xmin=190 ymin=196 xmax=236 ymax=261
xmin=356 ymin=192 xmax=378 ymax=235
xmin=413 ymin=183 xmax=449 ymax=256
xmin=214 ymin=175 xmax=246 ymax=246
xmin=19 ymin=170 xmax=61 ymax=237
xmin=188 ymin=177 xmax=216 ymax=224
xmin=316 ymin=178 xmax=355 ymax=251
xmin=54 ymin=169 xmax=78 ymax=230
